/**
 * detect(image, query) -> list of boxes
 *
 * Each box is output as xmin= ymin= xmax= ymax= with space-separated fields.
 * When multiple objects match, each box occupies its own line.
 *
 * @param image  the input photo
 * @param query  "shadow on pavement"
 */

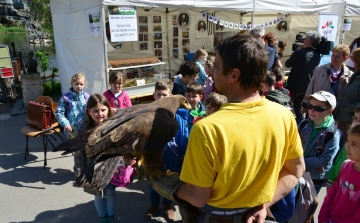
xmin=0 ymin=166 xmax=73 ymax=188
xmin=11 ymin=184 xmax=183 ymax=223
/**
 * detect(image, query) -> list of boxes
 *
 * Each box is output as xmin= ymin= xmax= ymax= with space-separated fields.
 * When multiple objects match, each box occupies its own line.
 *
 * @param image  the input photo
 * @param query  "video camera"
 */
xmin=291 ymin=32 xmax=333 ymax=55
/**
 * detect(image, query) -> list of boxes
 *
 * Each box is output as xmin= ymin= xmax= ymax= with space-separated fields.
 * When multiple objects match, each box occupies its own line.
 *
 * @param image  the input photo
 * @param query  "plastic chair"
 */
xmin=20 ymin=96 xmax=66 ymax=168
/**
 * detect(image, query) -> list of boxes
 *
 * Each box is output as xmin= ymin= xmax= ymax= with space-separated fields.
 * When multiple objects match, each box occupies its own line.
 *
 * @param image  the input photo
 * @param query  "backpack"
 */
xmin=288 ymin=172 xmax=319 ymax=223
xmin=299 ymin=119 xmax=344 ymax=158
xmin=62 ymin=92 xmax=89 ymax=117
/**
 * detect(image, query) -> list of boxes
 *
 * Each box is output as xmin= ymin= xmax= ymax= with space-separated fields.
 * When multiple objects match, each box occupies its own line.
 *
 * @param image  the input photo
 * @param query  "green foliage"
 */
xmin=0 ymin=26 xmax=27 ymax=33
xmin=42 ymin=80 xmax=61 ymax=97
xmin=35 ymin=50 xmax=49 ymax=78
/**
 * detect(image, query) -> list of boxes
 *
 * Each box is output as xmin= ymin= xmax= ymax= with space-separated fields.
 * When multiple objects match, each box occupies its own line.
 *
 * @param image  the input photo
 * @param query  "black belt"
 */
xmin=197 ymin=210 xmax=246 ymax=223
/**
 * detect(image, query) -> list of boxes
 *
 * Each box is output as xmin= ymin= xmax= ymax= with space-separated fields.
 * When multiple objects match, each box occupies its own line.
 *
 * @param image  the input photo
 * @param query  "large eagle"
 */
xmin=54 ymin=95 xmax=191 ymax=191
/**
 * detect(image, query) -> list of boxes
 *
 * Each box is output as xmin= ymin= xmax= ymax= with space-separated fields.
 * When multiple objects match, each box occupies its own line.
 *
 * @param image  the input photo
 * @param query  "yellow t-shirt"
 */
xmin=180 ymin=97 xmax=303 ymax=208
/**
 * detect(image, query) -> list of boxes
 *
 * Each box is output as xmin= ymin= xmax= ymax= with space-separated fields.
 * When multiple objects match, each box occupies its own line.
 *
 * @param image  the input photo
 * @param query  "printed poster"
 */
xmin=108 ymin=6 xmax=138 ymax=42
xmin=88 ymin=8 xmax=101 ymax=36
xmin=195 ymin=15 xmax=207 ymax=39
xmin=275 ymin=15 xmax=292 ymax=39
xmin=318 ymin=14 xmax=338 ymax=43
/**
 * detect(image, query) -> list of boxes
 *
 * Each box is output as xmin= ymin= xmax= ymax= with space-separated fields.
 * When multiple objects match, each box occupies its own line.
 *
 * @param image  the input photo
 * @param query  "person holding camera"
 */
xmin=285 ymin=31 xmax=322 ymax=123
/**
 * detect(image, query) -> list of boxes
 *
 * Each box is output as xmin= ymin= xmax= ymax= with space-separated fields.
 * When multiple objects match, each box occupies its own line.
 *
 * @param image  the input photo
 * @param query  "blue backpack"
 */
xmin=62 ymin=92 xmax=89 ymax=117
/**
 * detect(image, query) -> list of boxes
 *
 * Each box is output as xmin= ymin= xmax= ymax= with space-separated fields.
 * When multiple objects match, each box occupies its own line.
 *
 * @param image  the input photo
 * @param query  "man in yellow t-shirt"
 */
xmin=175 ymin=34 xmax=305 ymax=223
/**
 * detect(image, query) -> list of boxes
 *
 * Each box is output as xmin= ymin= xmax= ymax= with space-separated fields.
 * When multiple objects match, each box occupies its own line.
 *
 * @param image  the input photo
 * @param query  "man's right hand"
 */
xmin=246 ymin=204 xmax=267 ymax=223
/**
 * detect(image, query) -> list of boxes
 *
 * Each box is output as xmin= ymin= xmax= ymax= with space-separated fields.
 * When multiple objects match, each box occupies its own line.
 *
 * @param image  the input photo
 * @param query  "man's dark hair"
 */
xmin=264 ymin=71 xmax=276 ymax=87
xmin=179 ymin=61 xmax=200 ymax=77
xmin=186 ymin=81 xmax=203 ymax=95
xmin=272 ymin=67 xmax=285 ymax=82
xmin=216 ymin=34 xmax=268 ymax=91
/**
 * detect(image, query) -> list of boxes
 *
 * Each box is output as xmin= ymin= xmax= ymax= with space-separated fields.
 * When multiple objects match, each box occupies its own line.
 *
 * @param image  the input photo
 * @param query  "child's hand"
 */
xmin=111 ymin=108 xmax=119 ymax=115
xmin=65 ymin=125 xmax=73 ymax=133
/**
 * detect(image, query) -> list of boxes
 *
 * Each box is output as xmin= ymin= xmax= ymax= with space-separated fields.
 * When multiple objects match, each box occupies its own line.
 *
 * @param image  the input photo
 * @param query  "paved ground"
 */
xmin=0 ymin=98 xmax=326 ymax=223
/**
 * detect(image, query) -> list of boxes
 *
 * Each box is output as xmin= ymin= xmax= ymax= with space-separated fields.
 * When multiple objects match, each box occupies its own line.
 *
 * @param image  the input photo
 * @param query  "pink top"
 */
xmin=318 ymin=160 xmax=360 ymax=223
xmin=103 ymin=90 xmax=132 ymax=109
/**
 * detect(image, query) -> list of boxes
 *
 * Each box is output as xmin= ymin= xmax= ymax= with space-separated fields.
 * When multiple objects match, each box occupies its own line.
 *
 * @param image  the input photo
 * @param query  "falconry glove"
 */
xmin=147 ymin=174 xmax=189 ymax=206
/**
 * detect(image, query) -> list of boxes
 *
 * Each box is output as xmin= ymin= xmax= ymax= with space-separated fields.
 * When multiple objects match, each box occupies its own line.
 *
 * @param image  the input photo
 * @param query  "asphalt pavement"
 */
xmin=0 ymin=98 xmax=326 ymax=223
xmin=0 ymin=98 xmax=181 ymax=223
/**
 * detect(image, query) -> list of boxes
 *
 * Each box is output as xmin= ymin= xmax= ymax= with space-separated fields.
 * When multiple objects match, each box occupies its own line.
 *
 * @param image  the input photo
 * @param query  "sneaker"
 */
xmin=143 ymin=204 xmax=159 ymax=221
xmin=107 ymin=215 xmax=114 ymax=223
xmin=164 ymin=205 xmax=175 ymax=222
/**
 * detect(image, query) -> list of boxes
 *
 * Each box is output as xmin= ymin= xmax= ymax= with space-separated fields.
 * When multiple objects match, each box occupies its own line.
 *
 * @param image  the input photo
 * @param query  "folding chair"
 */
xmin=20 ymin=96 xmax=66 ymax=168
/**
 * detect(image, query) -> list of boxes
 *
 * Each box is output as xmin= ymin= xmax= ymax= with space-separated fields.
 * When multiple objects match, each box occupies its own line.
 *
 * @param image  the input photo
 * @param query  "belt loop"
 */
xmin=204 ymin=213 xmax=211 ymax=223
xmin=233 ymin=215 xmax=242 ymax=223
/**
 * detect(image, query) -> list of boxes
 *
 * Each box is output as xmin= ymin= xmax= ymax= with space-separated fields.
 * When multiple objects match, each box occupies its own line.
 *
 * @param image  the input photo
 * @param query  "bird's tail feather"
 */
xmin=52 ymin=137 xmax=86 ymax=154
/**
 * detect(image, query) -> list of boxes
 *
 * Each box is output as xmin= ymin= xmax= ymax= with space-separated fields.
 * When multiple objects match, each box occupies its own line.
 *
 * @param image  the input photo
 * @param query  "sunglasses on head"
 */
xmin=307 ymin=104 xmax=330 ymax=112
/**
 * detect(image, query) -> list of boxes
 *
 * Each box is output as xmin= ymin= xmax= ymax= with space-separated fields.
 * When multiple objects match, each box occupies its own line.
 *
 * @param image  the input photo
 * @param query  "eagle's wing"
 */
xmin=84 ymin=107 xmax=178 ymax=181
xmin=81 ymin=156 xmax=122 ymax=191
xmin=85 ymin=107 xmax=178 ymax=157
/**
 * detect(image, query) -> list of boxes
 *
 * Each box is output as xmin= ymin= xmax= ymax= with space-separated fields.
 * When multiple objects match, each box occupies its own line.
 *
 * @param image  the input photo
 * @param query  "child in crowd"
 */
xmin=74 ymin=94 xmax=116 ymax=223
xmin=262 ymin=71 xmax=291 ymax=107
xmin=318 ymin=123 xmax=360 ymax=223
xmin=193 ymin=49 xmax=208 ymax=86
xmin=203 ymin=60 xmax=215 ymax=101
xmin=103 ymin=71 xmax=132 ymax=114
xmin=272 ymin=67 xmax=291 ymax=97
xmin=185 ymin=81 xmax=205 ymax=131
xmin=299 ymin=91 xmax=341 ymax=193
xmin=327 ymin=105 xmax=360 ymax=188
xmin=172 ymin=61 xmax=200 ymax=96
xmin=144 ymin=80 xmax=189 ymax=222
xmin=194 ymin=92 xmax=227 ymax=123
xmin=55 ymin=72 xmax=89 ymax=138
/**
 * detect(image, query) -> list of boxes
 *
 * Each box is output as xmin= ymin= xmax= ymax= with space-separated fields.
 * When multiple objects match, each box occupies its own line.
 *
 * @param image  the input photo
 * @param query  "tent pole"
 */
xmin=251 ymin=11 xmax=254 ymax=27
xmin=251 ymin=0 xmax=255 ymax=27
xmin=101 ymin=4 xmax=109 ymax=91
xmin=165 ymin=8 xmax=171 ymax=77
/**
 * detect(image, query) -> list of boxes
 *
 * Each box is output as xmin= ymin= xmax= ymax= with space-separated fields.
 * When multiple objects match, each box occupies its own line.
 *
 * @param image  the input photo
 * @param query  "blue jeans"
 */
xmin=94 ymin=183 xmax=116 ymax=217
xmin=149 ymin=184 xmax=172 ymax=205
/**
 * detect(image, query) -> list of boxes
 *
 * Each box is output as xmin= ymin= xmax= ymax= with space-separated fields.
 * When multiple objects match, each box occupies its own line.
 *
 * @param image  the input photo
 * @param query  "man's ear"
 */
xmin=230 ymin=68 xmax=241 ymax=83
xmin=199 ymin=94 xmax=203 ymax=100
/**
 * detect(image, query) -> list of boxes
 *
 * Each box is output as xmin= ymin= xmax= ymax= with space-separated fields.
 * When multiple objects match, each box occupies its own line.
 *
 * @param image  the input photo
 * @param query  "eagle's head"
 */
xmin=174 ymin=95 xmax=192 ymax=110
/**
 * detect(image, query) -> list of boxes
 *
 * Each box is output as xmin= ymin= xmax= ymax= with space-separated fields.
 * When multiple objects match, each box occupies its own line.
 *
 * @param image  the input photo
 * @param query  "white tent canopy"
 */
xmin=52 ymin=0 xmax=336 ymax=14
xmin=50 ymin=0 xmax=351 ymax=95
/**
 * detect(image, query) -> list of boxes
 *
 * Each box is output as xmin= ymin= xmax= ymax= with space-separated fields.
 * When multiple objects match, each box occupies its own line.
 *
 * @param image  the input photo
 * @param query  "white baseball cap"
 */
xmin=304 ymin=91 xmax=336 ymax=109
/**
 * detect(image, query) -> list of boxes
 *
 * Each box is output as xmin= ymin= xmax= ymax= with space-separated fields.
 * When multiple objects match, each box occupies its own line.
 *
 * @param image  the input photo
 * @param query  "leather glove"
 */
xmin=146 ymin=174 xmax=189 ymax=206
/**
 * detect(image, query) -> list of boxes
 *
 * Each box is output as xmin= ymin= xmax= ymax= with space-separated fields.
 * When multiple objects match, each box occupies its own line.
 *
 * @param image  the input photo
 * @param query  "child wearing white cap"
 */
xmin=298 ymin=91 xmax=341 ymax=193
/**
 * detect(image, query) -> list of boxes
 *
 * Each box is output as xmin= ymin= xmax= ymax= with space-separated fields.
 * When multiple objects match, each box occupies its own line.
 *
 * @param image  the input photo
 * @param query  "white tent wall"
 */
xmin=343 ymin=17 xmax=360 ymax=45
xmin=51 ymin=3 xmax=106 ymax=94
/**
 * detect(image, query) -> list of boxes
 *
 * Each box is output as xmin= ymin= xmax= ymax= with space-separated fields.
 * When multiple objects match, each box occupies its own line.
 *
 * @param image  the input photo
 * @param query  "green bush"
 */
xmin=42 ymin=80 xmax=61 ymax=97
xmin=0 ymin=26 xmax=27 ymax=33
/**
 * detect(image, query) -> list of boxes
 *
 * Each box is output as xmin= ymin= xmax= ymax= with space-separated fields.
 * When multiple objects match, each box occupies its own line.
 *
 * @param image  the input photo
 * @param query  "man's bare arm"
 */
xmin=266 ymin=156 xmax=305 ymax=207
xmin=175 ymin=182 xmax=212 ymax=207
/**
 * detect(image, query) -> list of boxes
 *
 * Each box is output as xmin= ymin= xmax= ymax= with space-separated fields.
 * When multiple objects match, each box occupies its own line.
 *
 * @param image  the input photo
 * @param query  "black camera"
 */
xmin=291 ymin=32 xmax=334 ymax=55
xmin=291 ymin=32 xmax=306 ymax=51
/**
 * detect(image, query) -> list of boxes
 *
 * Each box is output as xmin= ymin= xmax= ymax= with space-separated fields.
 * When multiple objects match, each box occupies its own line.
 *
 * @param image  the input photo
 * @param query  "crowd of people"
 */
xmin=54 ymin=29 xmax=360 ymax=223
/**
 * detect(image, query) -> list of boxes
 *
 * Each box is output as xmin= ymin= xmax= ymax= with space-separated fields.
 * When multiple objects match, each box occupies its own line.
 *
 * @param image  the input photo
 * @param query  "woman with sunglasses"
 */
xmin=299 ymin=91 xmax=341 ymax=193
xmin=334 ymin=48 xmax=360 ymax=141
